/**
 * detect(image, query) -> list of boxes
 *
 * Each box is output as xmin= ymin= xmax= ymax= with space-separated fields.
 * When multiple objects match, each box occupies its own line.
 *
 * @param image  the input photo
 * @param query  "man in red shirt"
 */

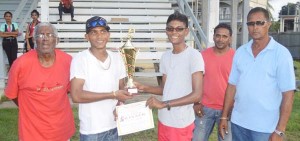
xmin=5 ymin=22 xmax=75 ymax=141
xmin=58 ymin=0 xmax=76 ymax=21
xmin=192 ymin=23 xmax=234 ymax=141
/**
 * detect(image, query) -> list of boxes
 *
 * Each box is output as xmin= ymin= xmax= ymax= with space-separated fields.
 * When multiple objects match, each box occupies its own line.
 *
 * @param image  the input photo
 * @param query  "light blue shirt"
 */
xmin=0 ymin=22 xmax=18 ymax=32
xmin=229 ymin=37 xmax=296 ymax=133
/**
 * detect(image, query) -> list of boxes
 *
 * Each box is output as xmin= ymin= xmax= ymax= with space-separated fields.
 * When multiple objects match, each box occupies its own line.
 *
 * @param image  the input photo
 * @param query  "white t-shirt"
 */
xmin=159 ymin=46 xmax=204 ymax=128
xmin=70 ymin=49 xmax=126 ymax=134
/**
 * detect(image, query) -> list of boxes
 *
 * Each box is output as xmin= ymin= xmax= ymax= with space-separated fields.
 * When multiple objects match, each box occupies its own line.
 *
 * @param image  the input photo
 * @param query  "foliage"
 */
xmin=269 ymin=21 xmax=280 ymax=32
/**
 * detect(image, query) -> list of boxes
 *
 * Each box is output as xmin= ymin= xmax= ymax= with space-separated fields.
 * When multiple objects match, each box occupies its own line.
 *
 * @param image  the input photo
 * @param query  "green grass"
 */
xmin=1 ymin=92 xmax=300 ymax=141
xmin=295 ymin=60 xmax=300 ymax=80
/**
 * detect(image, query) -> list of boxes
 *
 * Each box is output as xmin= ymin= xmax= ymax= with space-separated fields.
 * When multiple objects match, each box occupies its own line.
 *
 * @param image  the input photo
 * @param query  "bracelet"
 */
xmin=274 ymin=129 xmax=285 ymax=137
xmin=219 ymin=117 xmax=228 ymax=120
xmin=113 ymin=91 xmax=117 ymax=99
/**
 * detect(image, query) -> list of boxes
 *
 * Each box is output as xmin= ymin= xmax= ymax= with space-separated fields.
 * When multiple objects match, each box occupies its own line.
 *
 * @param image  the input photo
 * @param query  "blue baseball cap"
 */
xmin=86 ymin=16 xmax=110 ymax=33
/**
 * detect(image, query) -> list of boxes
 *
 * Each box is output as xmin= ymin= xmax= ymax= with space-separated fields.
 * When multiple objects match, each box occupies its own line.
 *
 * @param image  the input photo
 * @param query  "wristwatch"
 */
xmin=163 ymin=101 xmax=171 ymax=111
xmin=274 ymin=129 xmax=285 ymax=137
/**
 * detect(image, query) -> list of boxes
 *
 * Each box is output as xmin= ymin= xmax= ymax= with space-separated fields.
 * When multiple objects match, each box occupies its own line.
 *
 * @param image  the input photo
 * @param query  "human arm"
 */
xmin=70 ymin=77 xmax=133 ymax=103
xmin=146 ymin=71 xmax=203 ymax=109
xmin=25 ymin=25 xmax=31 ymax=50
xmin=2 ymin=28 xmax=19 ymax=37
xmin=269 ymin=90 xmax=294 ymax=141
xmin=134 ymin=74 xmax=166 ymax=95
xmin=219 ymin=83 xmax=236 ymax=140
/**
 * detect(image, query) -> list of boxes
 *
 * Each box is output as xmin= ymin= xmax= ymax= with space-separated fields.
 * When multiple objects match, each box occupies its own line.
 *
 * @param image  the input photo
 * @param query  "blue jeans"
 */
xmin=231 ymin=122 xmax=271 ymax=141
xmin=192 ymin=106 xmax=232 ymax=141
xmin=80 ymin=128 xmax=121 ymax=141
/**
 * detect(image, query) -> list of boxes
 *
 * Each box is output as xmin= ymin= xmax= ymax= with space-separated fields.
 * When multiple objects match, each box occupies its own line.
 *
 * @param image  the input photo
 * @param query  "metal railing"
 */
xmin=176 ymin=0 xmax=208 ymax=50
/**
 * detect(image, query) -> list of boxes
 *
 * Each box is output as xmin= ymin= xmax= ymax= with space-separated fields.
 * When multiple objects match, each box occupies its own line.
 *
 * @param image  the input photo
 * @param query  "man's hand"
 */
xmin=193 ymin=103 xmax=204 ymax=117
xmin=219 ymin=118 xmax=229 ymax=140
xmin=146 ymin=96 xmax=165 ymax=109
xmin=134 ymin=81 xmax=147 ymax=92
xmin=114 ymin=90 xmax=133 ymax=102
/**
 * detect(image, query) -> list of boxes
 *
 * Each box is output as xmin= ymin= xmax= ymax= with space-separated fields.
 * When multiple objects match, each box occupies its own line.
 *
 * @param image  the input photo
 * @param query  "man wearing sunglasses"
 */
xmin=134 ymin=11 xmax=204 ymax=141
xmin=70 ymin=16 xmax=133 ymax=141
xmin=219 ymin=7 xmax=295 ymax=141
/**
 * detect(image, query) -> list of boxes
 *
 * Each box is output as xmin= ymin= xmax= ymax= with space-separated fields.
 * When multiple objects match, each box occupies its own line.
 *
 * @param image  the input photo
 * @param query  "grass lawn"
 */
xmin=0 ymin=92 xmax=299 ymax=141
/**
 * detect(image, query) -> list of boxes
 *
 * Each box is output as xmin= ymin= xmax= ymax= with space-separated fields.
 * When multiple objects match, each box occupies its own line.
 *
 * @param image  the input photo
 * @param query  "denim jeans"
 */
xmin=80 ymin=128 xmax=121 ymax=141
xmin=192 ymin=106 xmax=232 ymax=141
xmin=231 ymin=122 xmax=271 ymax=141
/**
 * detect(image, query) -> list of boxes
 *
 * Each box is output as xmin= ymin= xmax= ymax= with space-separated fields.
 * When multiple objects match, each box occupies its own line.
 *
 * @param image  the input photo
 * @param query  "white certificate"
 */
xmin=116 ymin=101 xmax=154 ymax=136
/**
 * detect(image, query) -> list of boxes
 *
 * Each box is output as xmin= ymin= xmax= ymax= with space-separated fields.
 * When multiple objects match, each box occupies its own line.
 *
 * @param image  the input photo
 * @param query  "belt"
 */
xmin=3 ymin=37 xmax=16 ymax=40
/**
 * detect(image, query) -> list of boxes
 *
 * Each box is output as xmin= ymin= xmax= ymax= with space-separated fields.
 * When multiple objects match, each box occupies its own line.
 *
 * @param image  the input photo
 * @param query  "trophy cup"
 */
xmin=120 ymin=29 xmax=138 ymax=94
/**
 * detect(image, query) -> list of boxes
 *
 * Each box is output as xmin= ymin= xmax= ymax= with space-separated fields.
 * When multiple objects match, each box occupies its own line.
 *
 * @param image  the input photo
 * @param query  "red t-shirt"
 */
xmin=5 ymin=49 xmax=75 ymax=141
xmin=201 ymin=47 xmax=235 ymax=110
xmin=62 ymin=0 xmax=72 ymax=7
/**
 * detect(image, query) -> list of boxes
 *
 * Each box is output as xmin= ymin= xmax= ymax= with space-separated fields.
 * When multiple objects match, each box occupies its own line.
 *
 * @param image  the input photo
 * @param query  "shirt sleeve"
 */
xmin=228 ymin=51 xmax=240 ymax=85
xmin=190 ymin=50 xmax=205 ymax=74
xmin=159 ymin=53 xmax=166 ymax=75
xmin=70 ymin=53 xmax=86 ymax=80
xmin=4 ymin=59 xmax=21 ymax=99
xmin=276 ymin=48 xmax=296 ymax=92
xmin=0 ymin=24 xmax=5 ymax=32
xmin=117 ymin=52 xmax=127 ymax=79
xmin=13 ymin=23 xmax=19 ymax=30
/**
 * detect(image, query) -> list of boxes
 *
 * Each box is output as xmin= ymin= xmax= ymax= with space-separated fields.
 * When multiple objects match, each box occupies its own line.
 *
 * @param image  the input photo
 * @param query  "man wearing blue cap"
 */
xmin=70 ymin=16 xmax=133 ymax=141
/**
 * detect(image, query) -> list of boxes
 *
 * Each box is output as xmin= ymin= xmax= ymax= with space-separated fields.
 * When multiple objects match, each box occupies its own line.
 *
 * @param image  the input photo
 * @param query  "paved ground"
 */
xmin=0 ymin=76 xmax=161 ymax=109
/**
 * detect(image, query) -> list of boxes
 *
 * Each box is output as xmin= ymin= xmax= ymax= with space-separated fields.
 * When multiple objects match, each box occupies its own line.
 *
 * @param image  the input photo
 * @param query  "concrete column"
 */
xmin=242 ymin=0 xmax=250 ymax=44
xmin=0 ymin=39 xmax=5 ymax=89
xmin=280 ymin=18 xmax=284 ymax=32
xmin=202 ymin=0 xmax=219 ymax=47
xmin=293 ymin=17 xmax=298 ymax=32
xmin=231 ymin=0 xmax=238 ymax=49
xmin=40 ymin=0 xmax=49 ymax=22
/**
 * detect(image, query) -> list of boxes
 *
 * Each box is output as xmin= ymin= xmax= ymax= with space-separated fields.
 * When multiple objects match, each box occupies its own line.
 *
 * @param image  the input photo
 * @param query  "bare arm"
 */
xmin=219 ymin=83 xmax=236 ymax=139
xmin=70 ymin=77 xmax=132 ymax=103
xmin=2 ymin=29 xmax=19 ymax=37
xmin=269 ymin=90 xmax=294 ymax=140
xmin=134 ymin=74 xmax=167 ymax=95
xmin=146 ymin=71 xmax=203 ymax=109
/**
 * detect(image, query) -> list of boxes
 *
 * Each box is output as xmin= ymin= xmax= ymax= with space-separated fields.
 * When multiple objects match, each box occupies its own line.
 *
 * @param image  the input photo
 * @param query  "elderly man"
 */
xmin=5 ymin=22 xmax=75 ymax=141
xmin=219 ymin=7 xmax=295 ymax=141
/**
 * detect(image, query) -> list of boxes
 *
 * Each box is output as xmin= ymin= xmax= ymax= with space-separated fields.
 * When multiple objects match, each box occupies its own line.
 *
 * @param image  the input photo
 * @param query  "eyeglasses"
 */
xmin=166 ymin=27 xmax=187 ymax=32
xmin=35 ymin=33 xmax=56 ymax=39
xmin=87 ymin=18 xmax=107 ymax=28
xmin=246 ymin=21 xmax=268 ymax=26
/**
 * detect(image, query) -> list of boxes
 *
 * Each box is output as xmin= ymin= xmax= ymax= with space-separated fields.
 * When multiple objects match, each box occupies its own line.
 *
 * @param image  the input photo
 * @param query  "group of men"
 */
xmin=4 ymin=6 xmax=296 ymax=141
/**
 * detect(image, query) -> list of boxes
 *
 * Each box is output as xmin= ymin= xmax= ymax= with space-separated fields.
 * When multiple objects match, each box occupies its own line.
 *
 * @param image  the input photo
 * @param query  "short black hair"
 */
xmin=214 ymin=23 xmax=232 ymax=36
xmin=4 ymin=11 xmax=12 ymax=17
xmin=247 ymin=7 xmax=270 ymax=21
xmin=31 ymin=10 xmax=40 ymax=17
xmin=166 ymin=11 xmax=188 ymax=27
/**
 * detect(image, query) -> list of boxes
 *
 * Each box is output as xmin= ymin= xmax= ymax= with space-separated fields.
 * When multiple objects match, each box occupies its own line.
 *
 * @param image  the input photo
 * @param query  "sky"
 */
xmin=269 ymin=0 xmax=300 ymax=20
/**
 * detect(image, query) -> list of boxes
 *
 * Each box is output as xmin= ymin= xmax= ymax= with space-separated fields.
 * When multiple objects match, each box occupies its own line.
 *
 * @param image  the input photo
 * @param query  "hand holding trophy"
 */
xmin=120 ymin=28 xmax=138 ymax=94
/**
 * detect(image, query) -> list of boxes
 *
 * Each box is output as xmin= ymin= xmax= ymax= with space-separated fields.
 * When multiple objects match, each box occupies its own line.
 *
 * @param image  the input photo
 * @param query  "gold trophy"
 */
xmin=120 ymin=29 xmax=138 ymax=94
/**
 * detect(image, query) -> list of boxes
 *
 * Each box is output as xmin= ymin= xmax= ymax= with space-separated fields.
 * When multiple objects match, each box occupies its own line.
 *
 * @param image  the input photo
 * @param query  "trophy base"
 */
xmin=128 ymin=88 xmax=138 ymax=94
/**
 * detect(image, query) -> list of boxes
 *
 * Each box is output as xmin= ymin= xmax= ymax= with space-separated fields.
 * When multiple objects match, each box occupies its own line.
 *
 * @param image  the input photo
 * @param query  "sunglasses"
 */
xmin=87 ymin=19 xmax=107 ymax=28
xmin=166 ymin=27 xmax=187 ymax=32
xmin=246 ymin=21 xmax=267 ymax=26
